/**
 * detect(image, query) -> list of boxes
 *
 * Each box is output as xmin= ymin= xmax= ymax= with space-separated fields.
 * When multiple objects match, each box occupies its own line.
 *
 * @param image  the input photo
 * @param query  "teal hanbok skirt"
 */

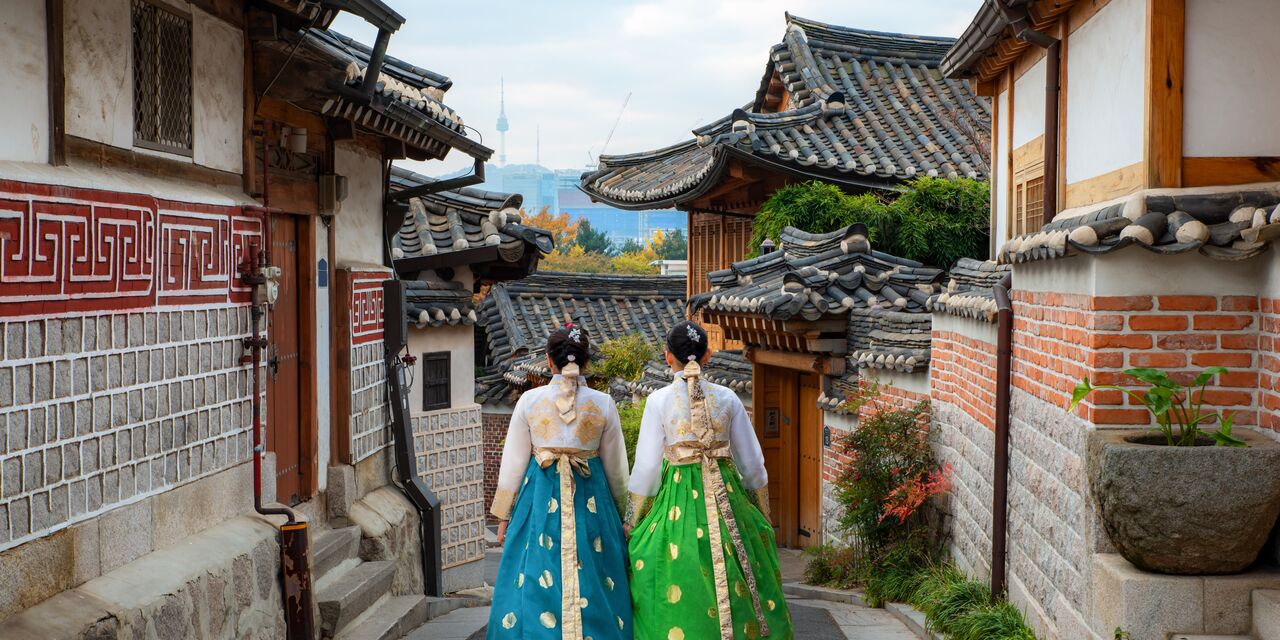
xmin=487 ymin=456 xmax=633 ymax=639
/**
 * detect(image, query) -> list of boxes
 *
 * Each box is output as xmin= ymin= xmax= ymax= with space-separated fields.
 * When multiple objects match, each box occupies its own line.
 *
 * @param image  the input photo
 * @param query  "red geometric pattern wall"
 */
xmin=348 ymin=270 xmax=386 ymax=345
xmin=0 ymin=180 xmax=262 ymax=316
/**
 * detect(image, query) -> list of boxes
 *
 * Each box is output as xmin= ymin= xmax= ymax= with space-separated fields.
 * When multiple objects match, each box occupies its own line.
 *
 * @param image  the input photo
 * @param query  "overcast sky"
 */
xmin=330 ymin=0 xmax=983 ymax=176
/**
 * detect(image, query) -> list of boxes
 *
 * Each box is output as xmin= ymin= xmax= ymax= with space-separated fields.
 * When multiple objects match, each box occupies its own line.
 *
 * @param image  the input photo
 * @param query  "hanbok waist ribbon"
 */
xmin=533 ymin=446 xmax=596 ymax=640
xmin=664 ymin=440 xmax=771 ymax=639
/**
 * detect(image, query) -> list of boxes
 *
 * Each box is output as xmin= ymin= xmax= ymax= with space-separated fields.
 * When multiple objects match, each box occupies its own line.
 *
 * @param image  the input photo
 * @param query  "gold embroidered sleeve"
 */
xmin=750 ymin=486 xmax=771 ymax=522
xmin=625 ymin=492 xmax=655 ymax=529
xmin=490 ymin=488 xmax=518 ymax=521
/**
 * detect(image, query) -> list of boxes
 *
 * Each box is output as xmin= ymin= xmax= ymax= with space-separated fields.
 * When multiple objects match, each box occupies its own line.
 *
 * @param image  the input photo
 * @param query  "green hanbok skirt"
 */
xmin=628 ymin=459 xmax=793 ymax=640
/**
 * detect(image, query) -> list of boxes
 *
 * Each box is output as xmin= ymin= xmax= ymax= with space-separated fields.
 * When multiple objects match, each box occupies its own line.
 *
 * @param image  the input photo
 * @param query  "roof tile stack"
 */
xmin=929 ymin=257 xmax=1010 ymax=323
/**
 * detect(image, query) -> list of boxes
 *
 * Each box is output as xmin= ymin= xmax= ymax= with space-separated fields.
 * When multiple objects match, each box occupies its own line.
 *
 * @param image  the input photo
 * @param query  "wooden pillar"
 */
xmin=1144 ymin=0 xmax=1185 ymax=188
xmin=45 ymin=0 xmax=65 ymax=166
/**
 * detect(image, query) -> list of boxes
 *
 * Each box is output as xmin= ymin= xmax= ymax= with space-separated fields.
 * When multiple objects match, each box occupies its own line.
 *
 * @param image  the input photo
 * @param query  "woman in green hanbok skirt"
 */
xmin=626 ymin=321 xmax=793 ymax=640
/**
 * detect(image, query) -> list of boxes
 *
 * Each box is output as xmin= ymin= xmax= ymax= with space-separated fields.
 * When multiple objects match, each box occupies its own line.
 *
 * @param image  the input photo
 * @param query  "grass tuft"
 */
xmin=949 ymin=601 xmax=1038 ymax=640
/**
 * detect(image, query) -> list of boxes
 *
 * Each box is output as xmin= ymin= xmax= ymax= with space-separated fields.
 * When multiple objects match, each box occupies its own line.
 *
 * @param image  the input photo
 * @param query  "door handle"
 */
xmin=268 ymin=345 xmax=280 ymax=382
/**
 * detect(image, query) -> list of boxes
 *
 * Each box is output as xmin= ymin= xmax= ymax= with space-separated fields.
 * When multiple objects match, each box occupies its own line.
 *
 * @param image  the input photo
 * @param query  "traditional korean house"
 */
xmin=0 ymin=1 xmax=515 ymax=636
xmin=690 ymin=224 xmax=945 ymax=548
xmin=930 ymin=1 xmax=1280 ymax=638
xmin=580 ymin=13 xmax=991 ymax=350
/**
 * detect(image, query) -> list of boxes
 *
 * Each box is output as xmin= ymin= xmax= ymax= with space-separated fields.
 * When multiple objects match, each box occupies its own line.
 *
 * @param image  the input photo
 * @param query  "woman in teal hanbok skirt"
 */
xmin=487 ymin=324 xmax=632 ymax=639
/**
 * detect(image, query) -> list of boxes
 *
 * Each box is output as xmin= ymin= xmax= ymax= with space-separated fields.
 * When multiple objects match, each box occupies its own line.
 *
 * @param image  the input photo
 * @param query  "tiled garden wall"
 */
xmin=413 ymin=404 xmax=485 ymax=592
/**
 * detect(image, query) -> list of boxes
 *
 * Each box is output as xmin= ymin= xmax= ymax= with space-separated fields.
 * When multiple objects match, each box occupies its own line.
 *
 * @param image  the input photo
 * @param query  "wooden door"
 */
xmin=755 ymin=365 xmax=801 ymax=547
xmin=797 ymin=373 xmax=823 ymax=548
xmin=268 ymin=214 xmax=305 ymax=505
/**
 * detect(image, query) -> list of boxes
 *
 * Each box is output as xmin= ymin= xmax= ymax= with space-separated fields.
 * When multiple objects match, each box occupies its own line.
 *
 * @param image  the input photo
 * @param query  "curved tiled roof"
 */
xmin=929 ymin=257 xmax=1010 ymax=323
xmin=389 ymin=166 xmax=554 ymax=266
xmin=403 ymin=280 xmax=475 ymax=328
xmin=581 ymin=14 xmax=990 ymax=209
xmin=996 ymin=185 xmax=1280 ymax=266
xmin=474 ymin=273 xmax=688 ymax=403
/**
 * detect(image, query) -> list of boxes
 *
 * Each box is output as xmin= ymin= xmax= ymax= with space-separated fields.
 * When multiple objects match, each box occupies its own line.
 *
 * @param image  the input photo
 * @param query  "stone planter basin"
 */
xmin=1087 ymin=429 xmax=1280 ymax=575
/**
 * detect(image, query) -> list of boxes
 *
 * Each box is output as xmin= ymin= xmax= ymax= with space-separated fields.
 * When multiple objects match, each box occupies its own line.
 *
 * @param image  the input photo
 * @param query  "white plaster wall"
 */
xmin=65 ymin=0 xmax=133 ymax=150
xmin=191 ymin=6 xmax=243 ymax=174
xmin=406 ymin=324 xmax=477 ymax=414
xmin=995 ymin=88 xmax=1011 ymax=244
xmin=0 ymin=0 xmax=49 ymax=163
xmin=872 ymin=369 xmax=930 ymax=396
xmin=1184 ymin=0 xmax=1280 ymax=158
xmin=1014 ymin=250 xmax=1263 ymax=297
xmin=315 ymin=225 xmax=331 ymax=491
xmin=931 ymin=313 xmax=1000 ymax=345
xmin=1012 ymin=57 xmax=1046 ymax=149
xmin=334 ymin=140 xmax=386 ymax=265
xmin=1064 ymin=0 xmax=1147 ymax=185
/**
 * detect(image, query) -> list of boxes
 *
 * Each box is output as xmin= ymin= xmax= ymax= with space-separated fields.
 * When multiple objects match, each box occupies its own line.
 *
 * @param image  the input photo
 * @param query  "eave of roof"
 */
xmin=940 ymin=0 xmax=1079 ymax=80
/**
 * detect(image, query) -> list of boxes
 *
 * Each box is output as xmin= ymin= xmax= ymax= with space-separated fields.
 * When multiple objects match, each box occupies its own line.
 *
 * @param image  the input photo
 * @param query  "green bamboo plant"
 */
xmin=1070 ymin=367 xmax=1247 ymax=447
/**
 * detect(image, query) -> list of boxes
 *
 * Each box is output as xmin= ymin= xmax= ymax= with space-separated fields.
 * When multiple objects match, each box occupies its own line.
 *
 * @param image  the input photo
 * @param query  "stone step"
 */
xmin=317 ymin=560 xmax=397 ymax=638
xmin=312 ymin=526 xmax=362 ymax=583
xmin=334 ymin=595 xmax=429 ymax=640
xmin=1256 ymin=589 xmax=1280 ymax=640
xmin=404 ymin=606 xmax=490 ymax=640
xmin=1170 ymin=635 xmax=1253 ymax=640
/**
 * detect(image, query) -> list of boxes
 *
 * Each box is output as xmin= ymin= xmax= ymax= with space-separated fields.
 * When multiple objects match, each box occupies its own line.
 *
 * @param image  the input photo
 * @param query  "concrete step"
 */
xmin=334 ymin=595 xmax=429 ymax=640
xmin=317 ymin=560 xmax=397 ymax=638
xmin=1256 ymin=589 xmax=1280 ymax=640
xmin=1170 ymin=635 xmax=1253 ymax=640
xmin=884 ymin=602 xmax=944 ymax=640
xmin=404 ymin=606 xmax=490 ymax=640
xmin=312 ymin=526 xmax=362 ymax=583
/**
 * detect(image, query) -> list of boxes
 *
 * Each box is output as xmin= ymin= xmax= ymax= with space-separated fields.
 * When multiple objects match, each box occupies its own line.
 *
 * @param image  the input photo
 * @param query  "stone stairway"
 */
xmin=310 ymin=525 xmax=443 ymax=640
xmin=1172 ymin=588 xmax=1280 ymax=640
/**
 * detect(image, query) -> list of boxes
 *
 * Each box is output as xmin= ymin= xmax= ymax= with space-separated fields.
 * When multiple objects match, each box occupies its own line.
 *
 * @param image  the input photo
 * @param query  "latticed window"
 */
xmin=421 ymin=352 xmax=451 ymax=411
xmin=132 ymin=0 xmax=193 ymax=155
xmin=1012 ymin=157 xmax=1046 ymax=237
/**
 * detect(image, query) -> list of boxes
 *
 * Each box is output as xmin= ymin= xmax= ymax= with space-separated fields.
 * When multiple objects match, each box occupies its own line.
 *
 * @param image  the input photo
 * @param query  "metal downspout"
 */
xmin=991 ymin=273 xmax=1014 ymax=599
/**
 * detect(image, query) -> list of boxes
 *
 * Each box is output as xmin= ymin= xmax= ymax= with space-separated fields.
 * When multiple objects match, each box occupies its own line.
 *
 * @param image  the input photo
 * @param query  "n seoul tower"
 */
xmin=496 ymin=78 xmax=509 ymax=166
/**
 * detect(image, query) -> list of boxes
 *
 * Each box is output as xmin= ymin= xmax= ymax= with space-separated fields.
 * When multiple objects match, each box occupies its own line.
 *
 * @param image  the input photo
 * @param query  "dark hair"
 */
xmin=547 ymin=323 xmax=591 ymax=369
xmin=666 ymin=320 xmax=708 ymax=364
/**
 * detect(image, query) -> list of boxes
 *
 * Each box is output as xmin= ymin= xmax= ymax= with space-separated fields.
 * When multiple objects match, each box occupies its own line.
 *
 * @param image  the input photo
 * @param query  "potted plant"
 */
xmin=1072 ymin=367 xmax=1280 ymax=574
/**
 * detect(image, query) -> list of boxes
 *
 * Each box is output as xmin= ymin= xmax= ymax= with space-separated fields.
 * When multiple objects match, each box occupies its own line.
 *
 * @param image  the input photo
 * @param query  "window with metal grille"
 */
xmin=421 ymin=352 xmax=451 ymax=411
xmin=132 ymin=0 xmax=193 ymax=155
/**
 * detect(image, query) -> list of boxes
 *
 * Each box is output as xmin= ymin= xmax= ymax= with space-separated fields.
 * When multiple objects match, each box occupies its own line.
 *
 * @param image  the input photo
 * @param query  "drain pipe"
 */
xmin=991 ymin=273 xmax=1014 ymax=600
xmin=997 ymin=1 xmax=1061 ymax=223
xmin=241 ymin=129 xmax=315 ymax=640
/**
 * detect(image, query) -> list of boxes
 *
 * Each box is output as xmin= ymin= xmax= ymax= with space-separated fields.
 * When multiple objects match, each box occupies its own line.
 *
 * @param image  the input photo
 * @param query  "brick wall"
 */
xmin=1013 ymin=291 xmax=1259 ymax=426
xmin=413 ymin=405 xmax=484 ymax=583
xmin=480 ymin=409 xmax=510 ymax=525
xmin=0 ymin=179 xmax=261 ymax=554
xmin=1256 ymin=298 xmax=1280 ymax=431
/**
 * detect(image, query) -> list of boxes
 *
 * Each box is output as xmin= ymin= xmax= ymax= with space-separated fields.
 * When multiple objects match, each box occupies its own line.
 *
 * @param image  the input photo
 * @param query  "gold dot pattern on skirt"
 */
xmin=648 ymin=522 xmax=657 ymax=534
xmin=617 ymin=616 xmax=625 ymax=629
xmin=540 ymin=611 xmax=557 ymax=629
xmin=538 ymin=570 xmax=554 ymax=588
xmin=692 ymin=489 xmax=699 ymax=500
xmin=667 ymin=584 xmax=682 ymax=604
xmin=734 ymin=580 xmax=746 ymax=596
xmin=767 ymin=599 xmax=776 ymax=611
xmin=669 ymin=543 xmax=679 ymax=560
xmin=605 ymin=576 xmax=615 ymax=591
xmin=745 ymin=621 xmax=760 ymax=639
xmin=541 ymin=534 xmax=555 ymax=550
xmin=587 ymin=496 xmax=597 ymax=513
xmin=635 ymin=559 xmax=645 ymax=571
xmin=706 ymin=607 xmax=716 ymax=618
xmin=668 ymin=628 xmax=685 ymax=640
xmin=668 ymin=506 xmax=682 ymax=521
xmin=580 ymin=597 xmax=589 ymax=609
xmin=515 ymin=573 xmax=524 ymax=588
xmin=726 ymin=483 xmax=734 ymax=493
xmin=593 ymin=537 xmax=602 ymax=552
xmin=674 ymin=469 xmax=682 ymax=483
xmin=502 ymin=612 xmax=516 ymax=629
xmin=548 ymin=498 xmax=558 ymax=513
xmin=696 ymin=527 xmax=704 ymax=539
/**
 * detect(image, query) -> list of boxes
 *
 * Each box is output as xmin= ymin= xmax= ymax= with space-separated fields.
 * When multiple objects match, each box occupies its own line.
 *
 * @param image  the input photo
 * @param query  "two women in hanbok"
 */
xmin=488 ymin=320 xmax=794 ymax=640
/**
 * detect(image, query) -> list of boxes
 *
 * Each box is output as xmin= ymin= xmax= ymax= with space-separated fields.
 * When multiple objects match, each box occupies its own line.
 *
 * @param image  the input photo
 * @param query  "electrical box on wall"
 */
xmin=319 ymin=174 xmax=348 ymax=214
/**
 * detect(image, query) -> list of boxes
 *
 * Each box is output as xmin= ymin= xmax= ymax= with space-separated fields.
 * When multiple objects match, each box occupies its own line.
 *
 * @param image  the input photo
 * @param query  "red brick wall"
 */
xmin=931 ymin=330 xmax=999 ymax=430
xmin=821 ymin=381 xmax=929 ymax=485
xmin=1260 ymin=299 xmax=1280 ymax=431
xmin=1012 ymin=291 xmax=1260 ymax=427
xmin=482 ymin=410 xmax=511 ymax=524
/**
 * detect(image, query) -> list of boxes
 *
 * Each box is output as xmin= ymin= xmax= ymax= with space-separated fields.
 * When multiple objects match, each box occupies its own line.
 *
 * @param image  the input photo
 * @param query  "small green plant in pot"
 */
xmin=1070 ymin=366 xmax=1245 ymax=447
xmin=1074 ymin=366 xmax=1280 ymax=574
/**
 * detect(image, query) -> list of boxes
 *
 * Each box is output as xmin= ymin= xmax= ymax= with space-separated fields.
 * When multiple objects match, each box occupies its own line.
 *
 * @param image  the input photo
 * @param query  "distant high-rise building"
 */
xmin=495 ymin=78 xmax=509 ymax=166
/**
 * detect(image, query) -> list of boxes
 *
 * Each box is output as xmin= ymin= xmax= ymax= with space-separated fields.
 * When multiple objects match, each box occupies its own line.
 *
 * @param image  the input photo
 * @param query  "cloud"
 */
xmin=330 ymin=0 xmax=983 ymax=174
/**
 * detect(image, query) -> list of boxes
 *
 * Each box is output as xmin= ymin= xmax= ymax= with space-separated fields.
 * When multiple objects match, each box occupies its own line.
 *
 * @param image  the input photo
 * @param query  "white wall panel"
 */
xmin=1065 ymin=0 xmax=1147 ymax=184
xmin=1184 ymin=0 xmax=1280 ymax=157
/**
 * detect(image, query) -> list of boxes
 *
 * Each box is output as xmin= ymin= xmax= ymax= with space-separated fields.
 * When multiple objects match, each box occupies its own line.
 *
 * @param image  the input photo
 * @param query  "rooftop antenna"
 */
xmin=496 ymin=77 xmax=509 ymax=166
xmin=589 ymin=91 xmax=632 ymax=166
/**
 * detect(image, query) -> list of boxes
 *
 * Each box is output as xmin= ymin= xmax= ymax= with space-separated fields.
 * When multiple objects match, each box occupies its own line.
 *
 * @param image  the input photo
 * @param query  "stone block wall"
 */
xmin=413 ymin=404 xmax=485 ymax=592
xmin=481 ymin=408 xmax=511 ymax=525
xmin=335 ymin=266 xmax=393 ymax=465
xmin=929 ymin=314 xmax=999 ymax=581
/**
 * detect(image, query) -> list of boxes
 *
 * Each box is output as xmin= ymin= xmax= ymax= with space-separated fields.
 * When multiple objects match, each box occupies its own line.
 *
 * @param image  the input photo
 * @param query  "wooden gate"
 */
xmin=754 ymin=364 xmax=824 ymax=548
xmin=268 ymin=214 xmax=305 ymax=505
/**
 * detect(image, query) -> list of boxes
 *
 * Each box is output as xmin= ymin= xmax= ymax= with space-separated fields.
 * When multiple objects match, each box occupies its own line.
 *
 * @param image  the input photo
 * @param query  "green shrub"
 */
xmin=618 ymin=399 xmax=644 ymax=466
xmin=595 ymin=334 xmax=657 ymax=383
xmin=802 ymin=544 xmax=862 ymax=590
xmin=862 ymin=540 xmax=931 ymax=606
xmin=749 ymin=178 xmax=990 ymax=267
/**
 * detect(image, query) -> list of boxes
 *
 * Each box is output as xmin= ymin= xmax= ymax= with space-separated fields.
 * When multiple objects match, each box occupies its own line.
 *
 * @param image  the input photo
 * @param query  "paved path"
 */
xmin=404 ymin=547 xmax=919 ymax=640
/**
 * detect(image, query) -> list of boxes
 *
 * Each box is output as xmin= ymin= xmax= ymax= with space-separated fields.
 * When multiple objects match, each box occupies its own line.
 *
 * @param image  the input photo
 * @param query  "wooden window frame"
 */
xmin=131 ymin=0 xmax=194 ymax=157
xmin=421 ymin=351 xmax=451 ymax=412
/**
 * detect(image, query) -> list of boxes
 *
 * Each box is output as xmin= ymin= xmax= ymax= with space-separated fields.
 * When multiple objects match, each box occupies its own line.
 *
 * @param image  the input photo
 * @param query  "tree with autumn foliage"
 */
xmin=521 ymin=207 xmax=580 ymax=253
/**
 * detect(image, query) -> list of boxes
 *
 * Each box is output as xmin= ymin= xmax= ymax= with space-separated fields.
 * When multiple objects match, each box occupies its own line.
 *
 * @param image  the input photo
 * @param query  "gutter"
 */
xmin=991 ymin=273 xmax=1013 ymax=599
